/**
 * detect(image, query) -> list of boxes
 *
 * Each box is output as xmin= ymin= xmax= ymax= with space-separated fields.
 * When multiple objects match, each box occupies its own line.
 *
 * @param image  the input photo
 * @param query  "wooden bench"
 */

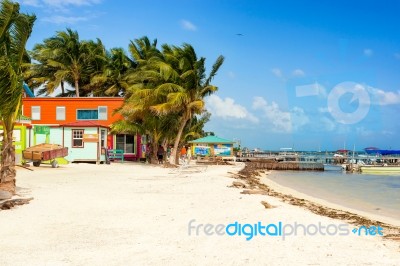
xmin=107 ymin=149 xmax=124 ymax=163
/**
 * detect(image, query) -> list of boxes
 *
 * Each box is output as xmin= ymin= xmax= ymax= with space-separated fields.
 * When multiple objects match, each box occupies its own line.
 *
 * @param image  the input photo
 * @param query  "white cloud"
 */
xmin=356 ymin=127 xmax=373 ymax=137
xmin=271 ymin=68 xmax=283 ymax=78
xmin=21 ymin=0 xmax=101 ymax=7
xmin=206 ymin=95 xmax=258 ymax=123
xmin=363 ymin=48 xmax=373 ymax=57
xmin=320 ymin=117 xmax=336 ymax=131
xmin=368 ymin=87 xmax=400 ymax=105
xmin=227 ymin=71 xmax=235 ymax=79
xmin=42 ymin=15 xmax=89 ymax=24
xmin=43 ymin=0 xmax=101 ymax=7
xmin=20 ymin=0 xmax=40 ymax=7
xmin=318 ymin=107 xmax=329 ymax=113
xmin=292 ymin=69 xmax=305 ymax=77
xmin=180 ymin=20 xmax=197 ymax=31
xmin=296 ymin=82 xmax=326 ymax=98
xmin=252 ymin=96 xmax=309 ymax=133
xmin=382 ymin=130 xmax=395 ymax=136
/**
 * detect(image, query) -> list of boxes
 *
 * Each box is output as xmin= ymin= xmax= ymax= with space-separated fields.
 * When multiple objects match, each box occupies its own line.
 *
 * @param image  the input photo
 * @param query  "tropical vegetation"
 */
xmin=0 ymin=0 xmax=35 ymax=197
xmin=2 ymin=1 xmax=224 ymax=171
xmin=112 ymin=38 xmax=224 ymax=164
xmin=26 ymin=28 xmax=107 ymax=97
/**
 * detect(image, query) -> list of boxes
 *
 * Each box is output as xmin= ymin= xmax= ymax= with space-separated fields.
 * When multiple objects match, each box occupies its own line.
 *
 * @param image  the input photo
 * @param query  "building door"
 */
xmin=100 ymin=129 xmax=107 ymax=148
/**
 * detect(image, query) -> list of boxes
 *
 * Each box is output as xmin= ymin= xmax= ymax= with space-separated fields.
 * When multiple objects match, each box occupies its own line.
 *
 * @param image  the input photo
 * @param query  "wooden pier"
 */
xmin=240 ymin=159 xmax=324 ymax=171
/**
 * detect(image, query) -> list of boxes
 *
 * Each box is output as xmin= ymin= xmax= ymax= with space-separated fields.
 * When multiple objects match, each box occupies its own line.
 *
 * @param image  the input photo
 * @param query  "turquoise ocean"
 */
xmin=265 ymin=171 xmax=400 ymax=220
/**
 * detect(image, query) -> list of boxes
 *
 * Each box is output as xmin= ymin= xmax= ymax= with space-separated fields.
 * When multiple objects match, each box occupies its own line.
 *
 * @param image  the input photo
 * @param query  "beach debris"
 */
xmin=240 ymin=189 xmax=268 ymax=195
xmin=0 ymin=197 xmax=33 ymax=210
xmin=230 ymin=181 xmax=247 ymax=188
xmin=229 ymin=161 xmax=400 ymax=242
xmin=261 ymin=201 xmax=275 ymax=209
xmin=228 ymin=172 xmax=249 ymax=179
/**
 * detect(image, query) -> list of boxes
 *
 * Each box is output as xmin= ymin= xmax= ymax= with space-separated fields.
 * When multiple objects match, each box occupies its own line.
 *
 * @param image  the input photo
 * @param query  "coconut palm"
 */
xmin=128 ymin=36 xmax=160 ymax=65
xmin=0 ymin=0 xmax=35 ymax=197
xmin=113 ymin=38 xmax=223 ymax=164
xmin=89 ymin=47 xmax=136 ymax=96
xmin=183 ymin=112 xmax=211 ymax=142
xmin=29 ymin=28 xmax=106 ymax=97
xmin=151 ymin=44 xmax=224 ymax=164
xmin=111 ymin=36 xmax=174 ymax=163
xmin=111 ymin=106 xmax=178 ymax=164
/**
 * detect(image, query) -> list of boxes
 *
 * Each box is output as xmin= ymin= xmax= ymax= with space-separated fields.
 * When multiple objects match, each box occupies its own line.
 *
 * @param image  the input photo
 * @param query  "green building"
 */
xmin=188 ymin=136 xmax=235 ymax=157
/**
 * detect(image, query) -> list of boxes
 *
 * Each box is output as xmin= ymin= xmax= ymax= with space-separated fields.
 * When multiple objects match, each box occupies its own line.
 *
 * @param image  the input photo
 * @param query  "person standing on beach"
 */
xmin=166 ymin=145 xmax=171 ymax=159
xmin=157 ymin=145 xmax=165 ymax=164
xmin=180 ymin=146 xmax=187 ymax=161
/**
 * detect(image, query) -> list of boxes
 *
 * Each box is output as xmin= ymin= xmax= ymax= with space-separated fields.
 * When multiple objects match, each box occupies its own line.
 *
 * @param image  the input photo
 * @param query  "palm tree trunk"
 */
xmin=74 ymin=79 xmax=80 ymax=97
xmin=169 ymin=115 xmax=189 ymax=165
xmin=61 ymin=81 xmax=65 ymax=95
xmin=0 ymin=127 xmax=16 ymax=198
xmin=151 ymin=141 xmax=159 ymax=164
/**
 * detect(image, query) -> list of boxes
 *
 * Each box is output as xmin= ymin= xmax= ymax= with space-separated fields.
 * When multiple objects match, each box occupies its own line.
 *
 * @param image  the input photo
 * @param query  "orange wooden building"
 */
xmin=21 ymin=97 xmax=142 ymax=163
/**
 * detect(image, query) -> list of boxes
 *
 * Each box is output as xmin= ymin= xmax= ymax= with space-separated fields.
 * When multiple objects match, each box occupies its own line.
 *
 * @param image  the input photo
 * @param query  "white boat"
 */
xmin=360 ymin=166 xmax=400 ymax=174
xmin=324 ymin=164 xmax=345 ymax=171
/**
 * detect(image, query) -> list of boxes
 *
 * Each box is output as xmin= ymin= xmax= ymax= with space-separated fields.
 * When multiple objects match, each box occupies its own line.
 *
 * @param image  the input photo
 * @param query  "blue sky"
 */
xmin=18 ymin=0 xmax=400 ymax=151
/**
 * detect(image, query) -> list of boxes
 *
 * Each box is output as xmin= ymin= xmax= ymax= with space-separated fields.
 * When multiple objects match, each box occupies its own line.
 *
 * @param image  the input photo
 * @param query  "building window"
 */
xmin=77 ymin=110 xmax=98 ymax=120
xmin=72 ymin=129 xmax=84 ymax=148
xmin=98 ymin=106 xmax=107 ymax=120
xmin=116 ymin=134 xmax=135 ymax=153
xmin=56 ymin=106 xmax=66 ymax=120
xmin=76 ymin=107 xmax=107 ymax=120
xmin=31 ymin=106 xmax=40 ymax=120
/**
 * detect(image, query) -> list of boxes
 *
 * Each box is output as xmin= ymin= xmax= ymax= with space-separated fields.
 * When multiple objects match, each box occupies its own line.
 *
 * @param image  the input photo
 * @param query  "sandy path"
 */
xmin=0 ymin=162 xmax=399 ymax=265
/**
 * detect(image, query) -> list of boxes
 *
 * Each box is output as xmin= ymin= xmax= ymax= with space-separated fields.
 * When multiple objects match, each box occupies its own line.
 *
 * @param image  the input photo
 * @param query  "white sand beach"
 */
xmin=0 ymin=162 xmax=399 ymax=265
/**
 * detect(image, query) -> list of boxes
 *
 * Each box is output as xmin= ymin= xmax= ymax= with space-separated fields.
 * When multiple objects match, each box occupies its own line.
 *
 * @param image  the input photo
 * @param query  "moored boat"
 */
xmin=323 ymin=163 xmax=345 ymax=171
xmin=360 ymin=165 xmax=400 ymax=174
xmin=364 ymin=147 xmax=400 ymax=156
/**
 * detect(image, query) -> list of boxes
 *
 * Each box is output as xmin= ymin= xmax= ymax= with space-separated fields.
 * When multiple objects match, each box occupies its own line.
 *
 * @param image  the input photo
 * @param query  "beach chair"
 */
xmin=170 ymin=160 xmax=208 ymax=176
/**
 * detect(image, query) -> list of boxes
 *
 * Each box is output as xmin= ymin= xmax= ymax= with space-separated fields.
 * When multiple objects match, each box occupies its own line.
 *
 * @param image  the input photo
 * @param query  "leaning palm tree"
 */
xmin=0 ymin=0 xmax=35 ymax=197
xmin=113 ymin=36 xmax=167 ymax=163
xmin=29 ymin=28 xmax=106 ymax=97
xmin=151 ymin=44 xmax=224 ymax=164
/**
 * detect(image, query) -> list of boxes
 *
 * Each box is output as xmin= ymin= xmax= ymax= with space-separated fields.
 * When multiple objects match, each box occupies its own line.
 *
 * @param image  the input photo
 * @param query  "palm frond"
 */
xmin=110 ymin=120 xmax=142 ymax=134
xmin=205 ymin=55 xmax=224 ymax=86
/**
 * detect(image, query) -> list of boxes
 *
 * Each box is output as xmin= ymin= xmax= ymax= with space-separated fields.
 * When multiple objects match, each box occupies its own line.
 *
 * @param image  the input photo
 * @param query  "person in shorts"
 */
xmin=157 ymin=145 xmax=164 ymax=164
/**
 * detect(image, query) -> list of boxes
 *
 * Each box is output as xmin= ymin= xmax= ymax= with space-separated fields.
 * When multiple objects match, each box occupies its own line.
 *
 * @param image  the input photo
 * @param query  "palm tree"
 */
xmin=89 ymin=47 xmax=136 ymax=96
xmin=112 ymin=106 xmax=178 ymax=164
xmin=114 ymin=38 xmax=223 ymax=164
xmin=183 ymin=112 xmax=211 ymax=142
xmin=29 ymin=28 xmax=106 ymax=97
xmin=151 ymin=44 xmax=224 ymax=164
xmin=111 ymin=36 xmax=177 ymax=163
xmin=0 ymin=0 xmax=35 ymax=197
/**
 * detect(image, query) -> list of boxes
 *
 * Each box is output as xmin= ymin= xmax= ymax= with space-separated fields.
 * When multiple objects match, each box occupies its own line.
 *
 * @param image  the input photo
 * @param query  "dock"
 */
xmin=239 ymin=159 xmax=324 ymax=171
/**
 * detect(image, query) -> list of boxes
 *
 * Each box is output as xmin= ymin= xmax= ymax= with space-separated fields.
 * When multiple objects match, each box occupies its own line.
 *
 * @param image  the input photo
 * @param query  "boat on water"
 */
xmin=360 ymin=165 xmax=400 ymax=174
xmin=323 ymin=164 xmax=345 ymax=171
xmin=364 ymin=147 xmax=400 ymax=156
